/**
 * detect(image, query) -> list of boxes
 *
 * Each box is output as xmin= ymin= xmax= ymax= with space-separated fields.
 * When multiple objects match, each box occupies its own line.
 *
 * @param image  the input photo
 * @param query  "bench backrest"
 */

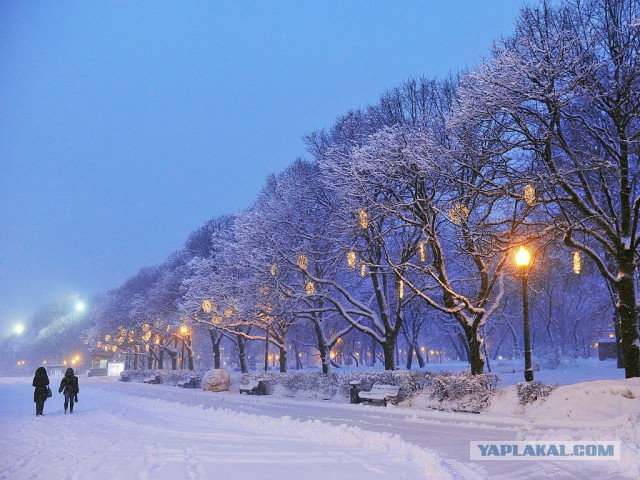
xmin=370 ymin=384 xmax=399 ymax=394
xmin=242 ymin=380 xmax=260 ymax=388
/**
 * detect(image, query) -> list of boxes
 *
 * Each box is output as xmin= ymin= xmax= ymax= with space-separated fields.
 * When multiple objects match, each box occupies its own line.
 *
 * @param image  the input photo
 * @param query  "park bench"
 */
xmin=177 ymin=376 xmax=198 ymax=389
xmin=239 ymin=379 xmax=267 ymax=395
xmin=143 ymin=374 xmax=162 ymax=384
xmin=358 ymin=383 xmax=400 ymax=406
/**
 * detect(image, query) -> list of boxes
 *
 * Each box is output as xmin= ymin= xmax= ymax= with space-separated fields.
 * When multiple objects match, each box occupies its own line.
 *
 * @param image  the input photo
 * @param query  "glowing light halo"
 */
xmin=347 ymin=251 xmax=356 ymax=269
xmin=297 ymin=254 xmax=309 ymax=270
xmin=449 ymin=204 xmax=469 ymax=225
xmin=524 ymin=184 xmax=536 ymax=206
xmin=202 ymin=299 xmax=213 ymax=313
xmin=573 ymin=251 xmax=581 ymax=274
xmin=358 ymin=209 xmax=369 ymax=229
xmin=515 ymin=246 xmax=532 ymax=267
xmin=305 ymin=281 xmax=315 ymax=295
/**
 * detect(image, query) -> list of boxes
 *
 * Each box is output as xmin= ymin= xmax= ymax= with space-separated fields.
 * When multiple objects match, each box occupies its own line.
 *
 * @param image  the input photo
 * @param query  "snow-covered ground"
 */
xmin=1 ymin=359 xmax=638 ymax=479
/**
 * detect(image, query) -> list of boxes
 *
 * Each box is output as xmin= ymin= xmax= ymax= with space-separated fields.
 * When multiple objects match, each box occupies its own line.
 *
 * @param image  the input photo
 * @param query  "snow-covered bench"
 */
xmin=177 ymin=377 xmax=198 ymax=389
xmin=143 ymin=374 xmax=162 ymax=384
xmin=358 ymin=383 xmax=399 ymax=406
xmin=239 ymin=379 xmax=267 ymax=395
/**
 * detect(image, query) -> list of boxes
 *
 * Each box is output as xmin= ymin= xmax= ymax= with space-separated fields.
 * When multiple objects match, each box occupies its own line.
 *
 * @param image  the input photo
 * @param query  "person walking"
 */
xmin=58 ymin=367 xmax=79 ymax=414
xmin=32 ymin=366 xmax=50 ymax=417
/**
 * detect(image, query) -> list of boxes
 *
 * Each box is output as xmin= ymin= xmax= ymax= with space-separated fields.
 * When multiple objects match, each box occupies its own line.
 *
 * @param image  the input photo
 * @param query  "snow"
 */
xmin=0 ymin=377 xmax=451 ymax=479
xmin=1 ymin=359 xmax=639 ymax=479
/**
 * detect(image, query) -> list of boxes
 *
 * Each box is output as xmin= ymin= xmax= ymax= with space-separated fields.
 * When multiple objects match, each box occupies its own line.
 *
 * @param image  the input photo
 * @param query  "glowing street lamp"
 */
xmin=179 ymin=324 xmax=192 ymax=370
xmin=514 ymin=246 xmax=531 ymax=267
xmin=515 ymin=246 xmax=534 ymax=382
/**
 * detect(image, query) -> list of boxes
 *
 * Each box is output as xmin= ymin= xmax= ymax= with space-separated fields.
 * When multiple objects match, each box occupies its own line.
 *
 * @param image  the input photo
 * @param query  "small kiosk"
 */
xmin=597 ymin=332 xmax=618 ymax=360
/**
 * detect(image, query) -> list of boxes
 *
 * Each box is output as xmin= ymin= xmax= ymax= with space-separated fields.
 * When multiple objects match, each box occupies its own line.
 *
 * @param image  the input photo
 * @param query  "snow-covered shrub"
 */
xmin=240 ymin=372 xmax=338 ymax=399
xmin=541 ymin=347 xmax=563 ymax=369
xmin=516 ymin=381 xmax=557 ymax=405
xmin=119 ymin=369 xmax=204 ymax=387
xmin=202 ymin=369 xmax=231 ymax=392
xmin=422 ymin=372 xmax=498 ymax=413
xmin=240 ymin=370 xmax=496 ymax=412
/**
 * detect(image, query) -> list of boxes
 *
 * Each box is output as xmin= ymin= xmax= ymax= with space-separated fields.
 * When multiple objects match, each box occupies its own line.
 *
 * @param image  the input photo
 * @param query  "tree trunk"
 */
xmin=482 ymin=336 xmax=491 ymax=373
xmin=370 ymin=337 xmax=377 ymax=366
xmin=415 ymin=344 xmax=425 ymax=368
xmin=279 ymin=346 xmax=287 ymax=373
xmin=212 ymin=343 xmax=221 ymax=369
xmin=464 ymin=323 xmax=484 ymax=375
xmin=350 ymin=353 xmax=359 ymax=367
xmin=382 ymin=336 xmax=397 ymax=370
xmin=313 ymin=321 xmax=330 ymax=374
xmin=616 ymin=265 xmax=640 ymax=378
xmin=613 ymin=310 xmax=625 ymax=369
xmin=208 ymin=329 xmax=223 ymax=369
xmin=158 ymin=346 xmax=164 ymax=370
xmin=264 ymin=329 xmax=270 ymax=372
xmin=237 ymin=335 xmax=248 ymax=373
xmin=406 ymin=344 xmax=414 ymax=370
xmin=292 ymin=342 xmax=302 ymax=370
xmin=187 ymin=334 xmax=194 ymax=371
xmin=169 ymin=351 xmax=177 ymax=370
xmin=134 ymin=345 xmax=140 ymax=370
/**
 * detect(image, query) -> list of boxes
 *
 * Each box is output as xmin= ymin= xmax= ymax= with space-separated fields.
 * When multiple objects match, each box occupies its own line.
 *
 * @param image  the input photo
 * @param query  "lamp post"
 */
xmin=515 ymin=246 xmax=534 ymax=382
xmin=180 ymin=325 xmax=188 ymax=370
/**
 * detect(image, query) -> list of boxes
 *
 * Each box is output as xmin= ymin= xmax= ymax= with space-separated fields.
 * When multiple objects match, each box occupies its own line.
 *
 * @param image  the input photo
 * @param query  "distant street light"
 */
xmin=515 ymin=246 xmax=534 ymax=382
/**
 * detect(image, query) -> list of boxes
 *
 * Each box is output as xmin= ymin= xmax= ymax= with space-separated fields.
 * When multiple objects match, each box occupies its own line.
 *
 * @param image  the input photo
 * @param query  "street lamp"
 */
xmin=179 ymin=325 xmax=188 ymax=370
xmin=515 ymin=246 xmax=534 ymax=382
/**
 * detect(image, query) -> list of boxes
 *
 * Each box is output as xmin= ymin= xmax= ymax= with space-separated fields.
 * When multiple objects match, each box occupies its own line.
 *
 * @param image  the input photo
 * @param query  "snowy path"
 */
xmin=1 ymin=376 xmax=632 ymax=479
xmin=95 ymin=378 xmax=628 ymax=480
xmin=1 ymin=377 xmax=453 ymax=479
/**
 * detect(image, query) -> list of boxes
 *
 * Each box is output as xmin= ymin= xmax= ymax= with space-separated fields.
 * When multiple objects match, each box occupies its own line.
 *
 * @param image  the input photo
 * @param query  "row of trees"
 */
xmin=83 ymin=0 xmax=639 ymax=378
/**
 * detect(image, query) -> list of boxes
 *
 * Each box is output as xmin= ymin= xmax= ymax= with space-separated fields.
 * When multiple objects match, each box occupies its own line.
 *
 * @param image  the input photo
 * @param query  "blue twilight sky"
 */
xmin=0 ymin=0 xmax=525 ymax=334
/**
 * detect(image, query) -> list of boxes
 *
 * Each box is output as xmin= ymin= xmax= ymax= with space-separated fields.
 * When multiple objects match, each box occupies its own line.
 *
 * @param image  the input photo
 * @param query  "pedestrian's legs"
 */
xmin=64 ymin=393 xmax=74 ymax=413
xmin=35 ymin=397 xmax=44 ymax=416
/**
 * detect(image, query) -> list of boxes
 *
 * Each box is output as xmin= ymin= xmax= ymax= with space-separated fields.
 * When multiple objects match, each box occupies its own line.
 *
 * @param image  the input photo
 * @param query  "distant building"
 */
xmin=89 ymin=348 xmax=115 ymax=376
xmin=597 ymin=331 xmax=617 ymax=361
xmin=46 ymin=365 xmax=66 ymax=377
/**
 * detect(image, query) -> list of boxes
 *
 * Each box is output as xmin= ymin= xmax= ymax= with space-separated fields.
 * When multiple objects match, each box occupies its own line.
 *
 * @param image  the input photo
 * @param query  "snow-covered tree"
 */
xmin=454 ymin=0 xmax=640 ymax=377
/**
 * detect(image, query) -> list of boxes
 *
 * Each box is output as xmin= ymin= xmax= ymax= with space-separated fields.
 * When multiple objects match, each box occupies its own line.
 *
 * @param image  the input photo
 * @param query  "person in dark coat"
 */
xmin=32 ymin=366 xmax=50 ymax=416
xmin=58 ymin=367 xmax=79 ymax=414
